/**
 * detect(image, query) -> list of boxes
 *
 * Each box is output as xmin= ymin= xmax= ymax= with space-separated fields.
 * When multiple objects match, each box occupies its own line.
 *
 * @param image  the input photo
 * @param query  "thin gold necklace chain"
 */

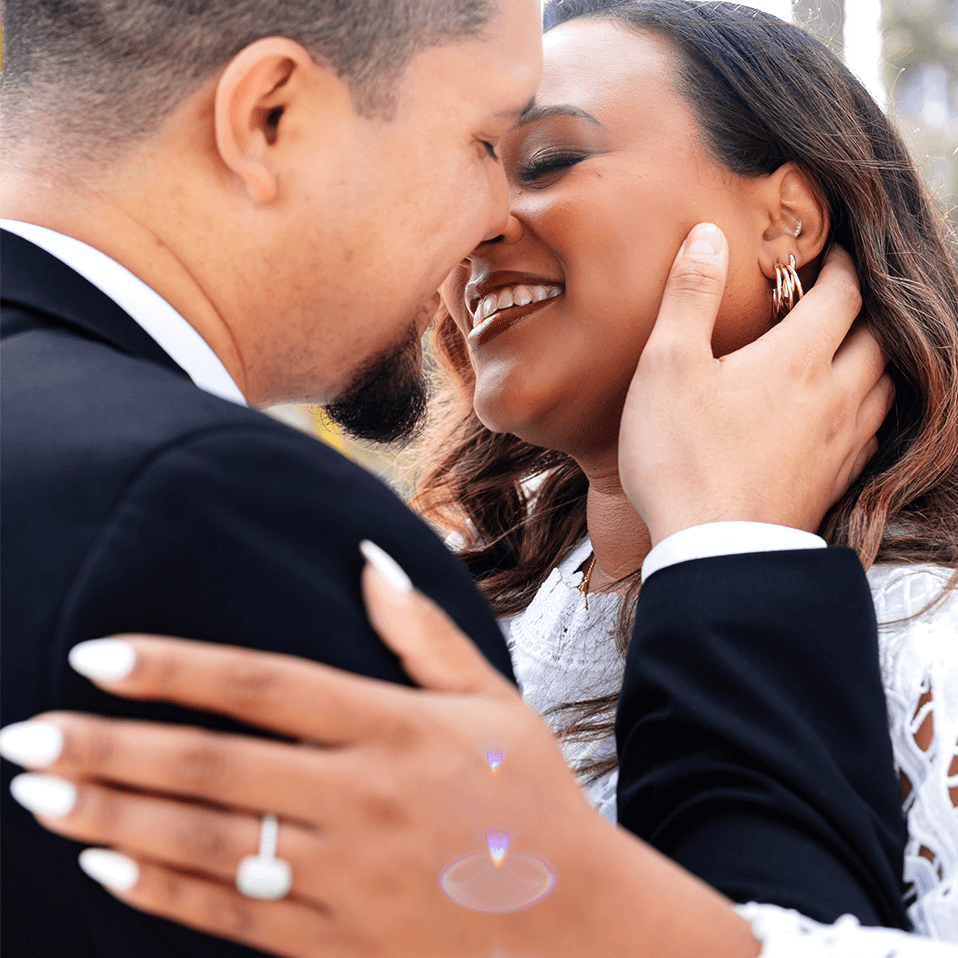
xmin=579 ymin=551 xmax=598 ymax=595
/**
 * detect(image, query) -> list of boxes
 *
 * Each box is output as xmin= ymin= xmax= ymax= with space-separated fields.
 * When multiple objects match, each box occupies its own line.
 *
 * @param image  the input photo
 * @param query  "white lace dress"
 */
xmin=500 ymin=540 xmax=958 ymax=955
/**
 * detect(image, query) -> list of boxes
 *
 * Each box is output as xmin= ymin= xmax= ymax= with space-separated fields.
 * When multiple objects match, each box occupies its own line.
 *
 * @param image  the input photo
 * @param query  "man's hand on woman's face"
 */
xmin=620 ymin=223 xmax=894 ymax=545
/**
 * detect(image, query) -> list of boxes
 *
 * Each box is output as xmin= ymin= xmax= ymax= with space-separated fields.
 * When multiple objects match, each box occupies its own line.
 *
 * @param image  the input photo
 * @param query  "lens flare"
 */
xmin=440 ymin=837 xmax=556 ymax=914
xmin=486 ymin=829 xmax=510 ymax=866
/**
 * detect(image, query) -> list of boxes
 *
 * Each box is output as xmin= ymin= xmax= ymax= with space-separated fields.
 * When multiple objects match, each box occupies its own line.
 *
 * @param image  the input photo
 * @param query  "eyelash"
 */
xmin=482 ymin=141 xmax=500 ymax=162
xmin=517 ymin=151 xmax=586 ymax=183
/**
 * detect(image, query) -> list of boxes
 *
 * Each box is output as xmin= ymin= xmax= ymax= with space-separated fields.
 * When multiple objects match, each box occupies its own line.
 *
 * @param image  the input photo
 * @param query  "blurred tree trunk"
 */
xmin=882 ymin=0 xmax=958 ymax=218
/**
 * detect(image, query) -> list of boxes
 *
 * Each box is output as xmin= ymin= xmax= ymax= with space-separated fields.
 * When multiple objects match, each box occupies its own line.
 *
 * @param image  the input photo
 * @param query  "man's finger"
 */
xmin=856 ymin=371 xmax=896 ymax=436
xmin=361 ymin=550 xmax=516 ymax=699
xmin=831 ymin=322 xmax=887 ymax=390
xmin=845 ymin=435 xmax=880 ymax=493
xmin=773 ymin=245 xmax=863 ymax=355
xmin=642 ymin=222 xmax=729 ymax=362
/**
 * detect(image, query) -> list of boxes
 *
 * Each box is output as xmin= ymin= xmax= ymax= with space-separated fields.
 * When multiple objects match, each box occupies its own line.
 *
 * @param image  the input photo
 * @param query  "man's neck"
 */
xmin=1 ymin=171 xmax=251 ymax=401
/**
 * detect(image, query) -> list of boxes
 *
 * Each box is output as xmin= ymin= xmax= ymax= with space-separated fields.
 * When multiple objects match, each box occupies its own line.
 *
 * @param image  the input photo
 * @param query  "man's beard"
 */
xmin=324 ymin=322 xmax=430 ymax=445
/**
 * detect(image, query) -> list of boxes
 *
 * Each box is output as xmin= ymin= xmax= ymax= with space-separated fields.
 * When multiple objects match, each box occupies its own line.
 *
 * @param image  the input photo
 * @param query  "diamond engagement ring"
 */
xmin=235 ymin=813 xmax=292 ymax=900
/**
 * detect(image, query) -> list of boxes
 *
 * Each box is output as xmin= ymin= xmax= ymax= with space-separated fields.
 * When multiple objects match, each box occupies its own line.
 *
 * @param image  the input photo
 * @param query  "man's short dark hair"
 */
xmin=0 ymin=0 xmax=495 ymax=156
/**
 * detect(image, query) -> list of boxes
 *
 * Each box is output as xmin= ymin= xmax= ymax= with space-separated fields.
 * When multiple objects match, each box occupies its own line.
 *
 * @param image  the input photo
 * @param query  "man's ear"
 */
xmin=213 ymin=37 xmax=350 ymax=204
xmin=756 ymin=162 xmax=830 ymax=281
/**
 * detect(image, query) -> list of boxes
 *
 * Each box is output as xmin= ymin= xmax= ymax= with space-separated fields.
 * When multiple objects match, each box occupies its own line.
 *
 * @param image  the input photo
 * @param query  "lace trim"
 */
xmin=737 ymin=902 xmax=958 ymax=956
xmin=868 ymin=565 xmax=958 ymax=940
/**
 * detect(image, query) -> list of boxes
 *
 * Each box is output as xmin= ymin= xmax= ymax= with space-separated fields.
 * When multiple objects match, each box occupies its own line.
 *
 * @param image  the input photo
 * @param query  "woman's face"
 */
xmin=443 ymin=19 xmax=778 ymax=457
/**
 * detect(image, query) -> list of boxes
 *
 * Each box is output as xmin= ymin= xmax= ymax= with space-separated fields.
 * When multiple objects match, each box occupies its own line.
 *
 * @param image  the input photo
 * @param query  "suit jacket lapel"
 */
xmin=1 ymin=229 xmax=191 ymax=380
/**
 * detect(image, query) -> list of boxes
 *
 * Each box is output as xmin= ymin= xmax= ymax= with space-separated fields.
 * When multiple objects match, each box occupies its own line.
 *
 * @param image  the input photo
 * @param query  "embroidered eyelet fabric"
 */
xmin=501 ymin=545 xmax=958 ymax=952
xmin=500 ymin=538 xmax=623 ymax=823
xmin=736 ymin=902 xmax=958 ymax=955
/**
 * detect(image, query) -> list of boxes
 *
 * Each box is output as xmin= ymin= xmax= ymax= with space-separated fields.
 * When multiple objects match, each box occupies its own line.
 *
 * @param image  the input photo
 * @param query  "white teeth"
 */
xmin=473 ymin=283 xmax=563 ymax=327
xmin=512 ymin=285 xmax=533 ymax=306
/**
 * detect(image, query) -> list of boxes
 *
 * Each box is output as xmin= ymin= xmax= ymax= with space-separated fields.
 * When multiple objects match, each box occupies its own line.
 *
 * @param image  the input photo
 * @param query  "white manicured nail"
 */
xmin=68 ymin=638 xmax=136 ymax=681
xmin=10 ymin=773 xmax=77 ymax=817
xmin=359 ymin=540 xmax=412 ymax=594
xmin=79 ymin=848 xmax=140 ymax=892
xmin=0 ymin=721 xmax=64 ymax=768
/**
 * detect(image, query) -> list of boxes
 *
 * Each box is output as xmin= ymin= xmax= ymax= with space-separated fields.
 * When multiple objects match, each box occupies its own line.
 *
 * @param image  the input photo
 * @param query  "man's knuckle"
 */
xmin=671 ymin=261 xmax=723 ymax=297
xmin=825 ymin=397 xmax=853 ymax=442
xmin=835 ymin=275 xmax=863 ymax=314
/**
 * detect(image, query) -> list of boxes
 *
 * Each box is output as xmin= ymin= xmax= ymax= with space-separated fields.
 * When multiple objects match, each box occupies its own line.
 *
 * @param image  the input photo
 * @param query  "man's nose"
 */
xmin=479 ymin=163 xmax=513 ymax=242
xmin=477 ymin=213 xmax=524 ymax=248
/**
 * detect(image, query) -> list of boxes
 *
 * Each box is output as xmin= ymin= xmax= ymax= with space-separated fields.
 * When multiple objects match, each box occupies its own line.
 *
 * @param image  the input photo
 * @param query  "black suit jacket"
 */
xmin=1 ymin=231 xmax=907 ymax=956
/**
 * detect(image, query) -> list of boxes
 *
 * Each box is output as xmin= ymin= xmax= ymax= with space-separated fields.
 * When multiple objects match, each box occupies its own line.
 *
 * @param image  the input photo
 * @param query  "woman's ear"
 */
xmin=757 ymin=162 xmax=830 ymax=282
xmin=213 ymin=37 xmax=348 ymax=205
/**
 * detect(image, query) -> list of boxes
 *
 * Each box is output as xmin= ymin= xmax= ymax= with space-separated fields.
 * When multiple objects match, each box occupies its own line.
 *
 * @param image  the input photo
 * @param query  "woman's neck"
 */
xmin=580 ymin=457 xmax=652 ymax=591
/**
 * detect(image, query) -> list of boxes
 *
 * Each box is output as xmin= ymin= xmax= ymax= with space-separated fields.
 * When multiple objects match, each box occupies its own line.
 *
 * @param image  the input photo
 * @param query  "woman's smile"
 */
xmin=467 ymin=273 xmax=564 ymax=345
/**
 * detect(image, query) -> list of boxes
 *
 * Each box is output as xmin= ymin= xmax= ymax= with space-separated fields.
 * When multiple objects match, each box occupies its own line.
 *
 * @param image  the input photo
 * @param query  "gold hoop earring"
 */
xmin=772 ymin=254 xmax=804 ymax=320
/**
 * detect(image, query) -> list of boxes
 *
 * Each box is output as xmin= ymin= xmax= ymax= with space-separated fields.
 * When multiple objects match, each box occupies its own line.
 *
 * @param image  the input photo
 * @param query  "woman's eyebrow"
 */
xmin=514 ymin=103 xmax=605 ymax=128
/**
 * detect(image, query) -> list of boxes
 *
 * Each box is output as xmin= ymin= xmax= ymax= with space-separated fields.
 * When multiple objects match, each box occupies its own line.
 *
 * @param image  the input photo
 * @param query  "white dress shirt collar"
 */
xmin=1 ymin=219 xmax=247 ymax=407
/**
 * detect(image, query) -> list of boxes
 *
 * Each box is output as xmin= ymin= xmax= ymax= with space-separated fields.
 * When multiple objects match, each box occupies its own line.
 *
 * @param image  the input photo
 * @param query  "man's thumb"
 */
xmin=645 ymin=223 xmax=729 ymax=360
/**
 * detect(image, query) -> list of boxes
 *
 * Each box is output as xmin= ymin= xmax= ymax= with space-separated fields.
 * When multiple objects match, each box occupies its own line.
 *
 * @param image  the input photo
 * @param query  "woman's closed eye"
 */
xmin=516 ymin=149 xmax=587 ymax=185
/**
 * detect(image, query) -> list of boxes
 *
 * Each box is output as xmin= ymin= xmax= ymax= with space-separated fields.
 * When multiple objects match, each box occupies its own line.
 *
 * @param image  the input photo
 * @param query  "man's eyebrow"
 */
xmin=514 ymin=103 xmax=604 ymax=128
xmin=497 ymin=95 xmax=537 ymax=121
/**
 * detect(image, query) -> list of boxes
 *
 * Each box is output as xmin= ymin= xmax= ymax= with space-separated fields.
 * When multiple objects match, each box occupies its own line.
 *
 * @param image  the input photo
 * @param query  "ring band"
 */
xmin=236 ymin=813 xmax=292 ymax=900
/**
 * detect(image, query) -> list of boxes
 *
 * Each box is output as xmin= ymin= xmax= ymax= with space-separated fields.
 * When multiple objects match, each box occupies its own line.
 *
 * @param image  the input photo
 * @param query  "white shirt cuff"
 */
xmin=641 ymin=522 xmax=826 ymax=582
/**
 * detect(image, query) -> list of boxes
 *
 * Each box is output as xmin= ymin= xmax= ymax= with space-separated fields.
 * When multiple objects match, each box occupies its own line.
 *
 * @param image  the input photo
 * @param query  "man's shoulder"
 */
xmin=3 ymin=299 xmax=354 ymax=475
xmin=1 ymin=299 xmax=410 ymax=553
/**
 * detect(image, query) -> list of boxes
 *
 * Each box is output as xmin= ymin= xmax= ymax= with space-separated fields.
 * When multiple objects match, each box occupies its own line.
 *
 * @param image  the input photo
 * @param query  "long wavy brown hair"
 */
xmin=413 ymin=0 xmax=958 ymax=782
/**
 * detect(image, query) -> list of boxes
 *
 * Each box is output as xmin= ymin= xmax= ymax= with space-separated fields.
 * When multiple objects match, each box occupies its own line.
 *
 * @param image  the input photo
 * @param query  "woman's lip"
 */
xmin=467 ymin=295 xmax=562 ymax=347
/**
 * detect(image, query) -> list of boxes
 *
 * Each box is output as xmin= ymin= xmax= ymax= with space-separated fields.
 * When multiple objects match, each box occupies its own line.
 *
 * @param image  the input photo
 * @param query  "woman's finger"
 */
xmin=360 ymin=540 xmax=518 ymax=698
xmin=2 ymin=713 xmax=390 ymax=823
xmin=11 ymin=772 xmax=323 ymax=894
xmin=63 ymin=633 xmax=425 ymax=746
xmin=76 ymin=848 xmax=331 ymax=958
